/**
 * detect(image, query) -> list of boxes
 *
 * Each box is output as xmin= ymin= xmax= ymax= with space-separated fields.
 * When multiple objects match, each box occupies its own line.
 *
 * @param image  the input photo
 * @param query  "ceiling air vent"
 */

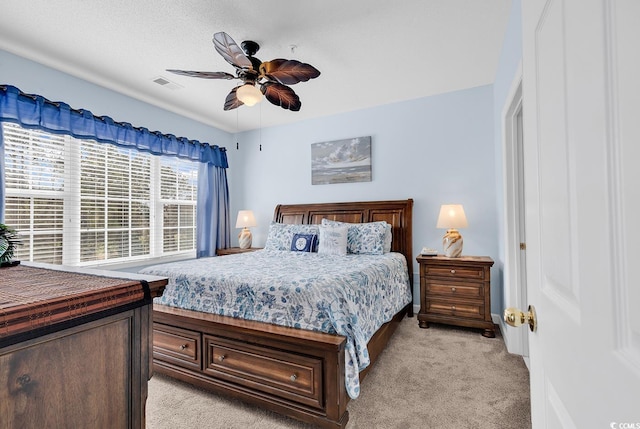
xmin=152 ymin=76 xmax=183 ymax=90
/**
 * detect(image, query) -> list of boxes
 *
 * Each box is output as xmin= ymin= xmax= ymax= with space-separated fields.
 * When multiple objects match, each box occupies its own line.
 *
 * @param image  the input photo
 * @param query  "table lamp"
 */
xmin=236 ymin=210 xmax=257 ymax=249
xmin=436 ymin=204 xmax=468 ymax=257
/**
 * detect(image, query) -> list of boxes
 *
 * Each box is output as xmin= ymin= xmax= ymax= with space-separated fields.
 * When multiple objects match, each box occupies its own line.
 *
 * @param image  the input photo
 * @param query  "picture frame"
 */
xmin=311 ymin=136 xmax=372 ymax=185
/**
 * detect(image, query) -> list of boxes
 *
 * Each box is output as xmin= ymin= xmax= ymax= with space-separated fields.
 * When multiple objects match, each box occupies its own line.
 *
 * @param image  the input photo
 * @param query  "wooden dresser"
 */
xmin=416 ymin=255 xmax=495 ymax=337
xmin=0 ymin=263 xmax=167 ymax=429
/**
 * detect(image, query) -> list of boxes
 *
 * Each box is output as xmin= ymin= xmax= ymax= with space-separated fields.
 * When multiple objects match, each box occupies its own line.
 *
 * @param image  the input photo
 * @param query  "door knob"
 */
xmin=503 ymin=305 xmax=537 ymax=332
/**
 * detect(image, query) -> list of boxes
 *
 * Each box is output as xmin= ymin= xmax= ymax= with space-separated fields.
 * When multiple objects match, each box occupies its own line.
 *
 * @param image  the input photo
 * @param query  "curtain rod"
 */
xmin=0 ymin=84 xmax=224 ymax=151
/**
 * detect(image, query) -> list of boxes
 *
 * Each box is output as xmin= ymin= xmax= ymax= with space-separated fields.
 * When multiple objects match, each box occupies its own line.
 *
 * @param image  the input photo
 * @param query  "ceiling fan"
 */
xmin=167 ymin=32 xmax=320 ymax=112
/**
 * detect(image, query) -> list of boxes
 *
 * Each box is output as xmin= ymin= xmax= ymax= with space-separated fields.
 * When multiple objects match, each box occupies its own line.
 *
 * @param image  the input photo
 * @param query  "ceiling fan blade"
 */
xmin=213 ymin=32 xmax=253 ymax=69
xmin=223 ymin=87 xmax=244 ymax=111
xmin=260 ymin=82 xmax=301 ymax=111
xmin=260 ymin=59 xmax=320 ymax=85
xmin=166 ymin=69 xmax=235 ymax=80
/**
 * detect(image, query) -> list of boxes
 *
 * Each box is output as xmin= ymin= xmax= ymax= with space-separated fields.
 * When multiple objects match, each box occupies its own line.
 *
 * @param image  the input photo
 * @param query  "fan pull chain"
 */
xmin=236 ymin=106 xmax=239 ymax=150
xmin=259 ymin=102 xmax=262 ymax=152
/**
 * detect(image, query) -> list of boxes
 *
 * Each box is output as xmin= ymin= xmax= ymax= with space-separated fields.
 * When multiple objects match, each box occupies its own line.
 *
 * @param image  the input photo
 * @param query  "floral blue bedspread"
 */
xmin=140 ymin=249 xmax=412 ymax=399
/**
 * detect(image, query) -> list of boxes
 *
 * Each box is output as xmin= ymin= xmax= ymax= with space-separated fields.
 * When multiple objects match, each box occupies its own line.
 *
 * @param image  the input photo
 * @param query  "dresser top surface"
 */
xmin=1 ymin=263 xmax=167 ymax=339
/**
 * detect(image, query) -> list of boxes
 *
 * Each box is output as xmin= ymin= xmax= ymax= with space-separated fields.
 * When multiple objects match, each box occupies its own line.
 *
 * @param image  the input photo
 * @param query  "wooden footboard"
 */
xmin=152 ymin=303 xmax=408 ymax=428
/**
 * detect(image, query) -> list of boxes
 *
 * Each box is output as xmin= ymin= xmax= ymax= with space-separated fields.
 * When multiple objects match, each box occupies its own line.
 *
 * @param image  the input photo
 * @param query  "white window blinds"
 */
xmin=4 ymin=123 xmax=65 ymax=264
xmin=2 ymin=122 xmax=198 ymax=266
xmin=78 ymin=141 xmax=152 ymax=262
xmin=159 ymin=158 xmax=197 ymax=253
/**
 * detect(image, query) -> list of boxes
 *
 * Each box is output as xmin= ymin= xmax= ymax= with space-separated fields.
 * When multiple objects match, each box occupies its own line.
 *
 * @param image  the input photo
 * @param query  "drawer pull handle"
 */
xmin=179 ymin=344 xmax=187 ymax=350
xmin=451 ymin=287 xmax=456 ymax=293
xmin=218 ymin=355 xmax=226 ymax=362
xmin=16 ymin=374 xmax=31 ymax=387
xmin=290 ymin=374 xmax=297 ymax=382
xmin=450 ymin=269 xmax=456 ymax=274
xmin=451 ymin=306 xmax=456 ymax=311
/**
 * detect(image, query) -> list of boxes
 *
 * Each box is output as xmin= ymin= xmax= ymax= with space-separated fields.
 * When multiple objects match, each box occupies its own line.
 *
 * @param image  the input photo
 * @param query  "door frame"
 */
xmin=500 ymin=61 xmax=529 ymax=358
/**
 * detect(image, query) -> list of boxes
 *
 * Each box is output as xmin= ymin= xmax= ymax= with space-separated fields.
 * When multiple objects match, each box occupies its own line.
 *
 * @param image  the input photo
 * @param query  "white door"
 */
xmin=521 ymin=0 xmax=640 ymax=427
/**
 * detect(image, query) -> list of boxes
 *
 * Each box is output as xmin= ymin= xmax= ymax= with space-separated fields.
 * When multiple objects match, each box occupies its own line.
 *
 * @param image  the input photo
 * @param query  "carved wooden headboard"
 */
xmin=273 ymin=199 xmax=414 ymax=312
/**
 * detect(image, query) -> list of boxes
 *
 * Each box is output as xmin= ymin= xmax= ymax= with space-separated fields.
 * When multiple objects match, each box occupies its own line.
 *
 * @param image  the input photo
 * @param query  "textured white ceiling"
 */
xmin=0 ymin=0 xmax=511 ymax=132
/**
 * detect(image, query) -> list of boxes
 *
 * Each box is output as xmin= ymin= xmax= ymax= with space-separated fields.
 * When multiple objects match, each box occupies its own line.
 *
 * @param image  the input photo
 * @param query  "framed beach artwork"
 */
xmin=311 ymin=136 xmax=372 ymax=185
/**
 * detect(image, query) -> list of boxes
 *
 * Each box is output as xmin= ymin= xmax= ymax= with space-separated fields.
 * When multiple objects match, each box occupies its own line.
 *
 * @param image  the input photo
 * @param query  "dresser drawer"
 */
xmin=204 ymin=335 xmax=323 ymax=409
xmin=425 ymin=280 xmax=483 ymax=300
xmin=425 ymin=299 xmax=485 ymax=320
xmin=153 ymin=323 xmax=201 ymax=370
xmin=424 ymin=265 xmax=485 ymax=280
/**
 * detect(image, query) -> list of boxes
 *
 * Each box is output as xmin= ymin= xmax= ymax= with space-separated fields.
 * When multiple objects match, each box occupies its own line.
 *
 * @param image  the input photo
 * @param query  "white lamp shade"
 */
xmin=236 ymin=84 xmax=262 ymax=106
xmin=235 ymin=210 xmax=257 ymax=228
xmin=436 ymin=204 xmax=468 ymax=229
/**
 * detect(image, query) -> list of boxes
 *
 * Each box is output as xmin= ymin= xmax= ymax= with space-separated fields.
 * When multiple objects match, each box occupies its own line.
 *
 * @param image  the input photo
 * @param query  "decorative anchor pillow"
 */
xmin=290 ymin=233 xmax=319 ymax=252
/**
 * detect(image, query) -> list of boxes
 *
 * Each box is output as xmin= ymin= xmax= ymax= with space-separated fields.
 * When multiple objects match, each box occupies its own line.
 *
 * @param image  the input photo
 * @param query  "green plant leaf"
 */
xmin=0 ymin=237 xmax=8 ymax=262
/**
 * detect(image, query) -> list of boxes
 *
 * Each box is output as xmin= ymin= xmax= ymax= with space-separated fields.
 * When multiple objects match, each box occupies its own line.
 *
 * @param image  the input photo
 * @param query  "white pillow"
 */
xmin=318 ymin=224 xmax=348 ymax=255
xmin=321 ymin=219 xmax=389 ymax=254
xmin=383 ymin=223 xmax=392 ymax=253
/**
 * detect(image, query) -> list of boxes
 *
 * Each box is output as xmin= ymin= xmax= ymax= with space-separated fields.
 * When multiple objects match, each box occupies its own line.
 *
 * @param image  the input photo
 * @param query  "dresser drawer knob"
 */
xmin=16 ymin=374 xmax=31 ymax=387
xmin=451 ymin=306 xmax=456 ymax=311
xmin=179 ymin=344 xmax=187 ymax=350
xmin=451 ymin=287 xmax=456 ymax=293
xmin=290 ymin=374 xmax=297 ymax=382
xmin=450 ymin=269 xmax=456 ymax=274
xmin=218 ymin=355 xmax=226 ymax=362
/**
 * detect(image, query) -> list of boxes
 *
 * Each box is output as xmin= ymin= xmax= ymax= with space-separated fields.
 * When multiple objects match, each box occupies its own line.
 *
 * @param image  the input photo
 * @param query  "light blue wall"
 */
xmin=232 ymin=86 xmax=499 ymax=310
xmin=0 ymin=49 xmax=232 ymax=147
xmin=492 ymin=0 xmax=522 ymax=312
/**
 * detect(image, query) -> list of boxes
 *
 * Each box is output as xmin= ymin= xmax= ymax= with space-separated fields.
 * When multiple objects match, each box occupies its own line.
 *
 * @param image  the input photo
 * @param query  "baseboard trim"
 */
xmin=492 ymin=313 xmax=503 ymax=328
xmin=413 ymin=304 xmax=420 ymax=316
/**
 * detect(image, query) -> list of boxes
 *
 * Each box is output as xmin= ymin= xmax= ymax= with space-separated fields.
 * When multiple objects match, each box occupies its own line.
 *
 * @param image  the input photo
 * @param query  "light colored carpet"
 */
xmin=147 ymin=317 xmax=531 ymax=429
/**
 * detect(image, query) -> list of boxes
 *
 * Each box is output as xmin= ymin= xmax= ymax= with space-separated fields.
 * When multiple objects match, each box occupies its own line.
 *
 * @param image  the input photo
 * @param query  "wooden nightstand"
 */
xmin=216 ymin=247 xmax=262 ymax=256
xmin=416 ymin=255 xmax=495 ymax=338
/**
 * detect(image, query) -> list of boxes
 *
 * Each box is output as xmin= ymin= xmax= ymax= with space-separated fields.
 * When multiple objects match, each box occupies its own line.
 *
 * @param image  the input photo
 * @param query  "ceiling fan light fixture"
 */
xmin=236 ymin=83 xmax=262 ymax=106
xmin=168 ymin=32 xmax=319 ymax=111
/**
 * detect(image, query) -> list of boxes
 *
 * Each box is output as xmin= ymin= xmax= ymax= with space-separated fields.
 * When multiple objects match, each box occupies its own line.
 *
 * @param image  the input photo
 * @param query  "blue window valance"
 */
xmin=0 ymin=84 xmax=227 ymax=167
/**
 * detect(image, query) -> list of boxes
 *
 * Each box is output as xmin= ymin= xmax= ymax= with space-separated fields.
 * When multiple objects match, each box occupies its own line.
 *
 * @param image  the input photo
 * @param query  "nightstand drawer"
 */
xmin=424 ymin=265 xmax=485 ymax=279
xmin=425 ymin=280 xmax=483 ymax=300
xmin=426 ymin=299 xmax=484 ymax=320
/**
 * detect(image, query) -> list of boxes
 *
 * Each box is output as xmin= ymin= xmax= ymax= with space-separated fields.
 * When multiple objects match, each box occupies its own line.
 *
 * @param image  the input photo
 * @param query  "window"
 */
xmin=160 ymin=158 xmax=197 ymax=253
xmin=78 ymin=141 xmax=152 ymax=262
xmin=2 ymin=122 xmax=198 ymax=266
xmin=4 ymin=124 xmax=66 ymax=264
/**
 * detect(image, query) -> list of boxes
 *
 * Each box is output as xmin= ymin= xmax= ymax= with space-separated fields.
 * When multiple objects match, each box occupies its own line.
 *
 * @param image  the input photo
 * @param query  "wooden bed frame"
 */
xmin=152 ymin=199 xmax=413 ymax=428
